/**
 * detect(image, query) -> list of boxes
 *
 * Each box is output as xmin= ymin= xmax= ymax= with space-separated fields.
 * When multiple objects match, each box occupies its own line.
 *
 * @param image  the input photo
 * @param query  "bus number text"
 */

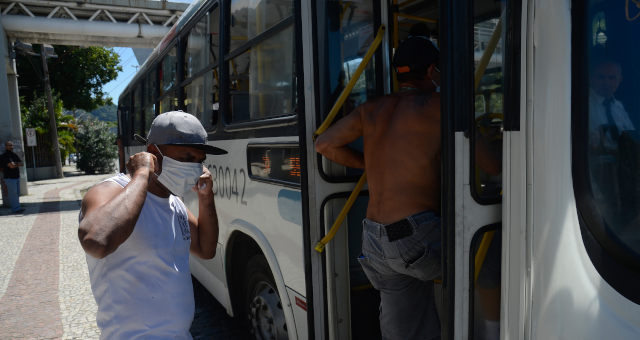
xmin=208 ymin=165 xmax=248 ymax=205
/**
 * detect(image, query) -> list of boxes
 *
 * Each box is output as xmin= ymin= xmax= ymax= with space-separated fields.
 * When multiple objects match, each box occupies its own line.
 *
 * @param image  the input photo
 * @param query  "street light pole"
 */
xmin=40 ymin=45 xmax=63 ymax=178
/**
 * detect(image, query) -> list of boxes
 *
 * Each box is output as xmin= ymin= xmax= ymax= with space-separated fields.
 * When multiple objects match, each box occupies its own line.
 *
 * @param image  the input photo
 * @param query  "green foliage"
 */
xmin=20 ymin=94 xmax=77 ymax=160
xmin=90 ymin=104 xmax=117 ymax=122
xmin=16 ymin=45 xmax=121 ymax=111
xmin=75 ymin=118 xmax=117 ymax=174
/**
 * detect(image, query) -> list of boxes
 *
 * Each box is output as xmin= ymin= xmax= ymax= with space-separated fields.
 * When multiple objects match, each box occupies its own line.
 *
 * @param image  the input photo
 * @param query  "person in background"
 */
xmin=589 ymin=59 xmax=635 ymax=152
xmin=0 ymin=141 xmax=25 ymax=214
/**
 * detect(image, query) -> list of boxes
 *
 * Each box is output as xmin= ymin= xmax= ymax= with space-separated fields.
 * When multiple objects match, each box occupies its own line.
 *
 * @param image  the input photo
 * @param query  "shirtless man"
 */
xmin=316 ymin=37 xmax=441 ymax=340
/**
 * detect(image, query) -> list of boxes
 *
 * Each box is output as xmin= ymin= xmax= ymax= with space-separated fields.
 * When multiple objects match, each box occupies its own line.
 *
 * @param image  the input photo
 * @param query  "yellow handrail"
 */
xmin=396 ymin=13 xmax=437 ymax=24
xmin=398 ymin=0 xmax=420 ymax=8
xmin=474 ymin=19 xmax=502 ymax=91
xmin=315 ymin=173 xmax=367 ymax=253
xmin=313 ymin=25 xmax=386 ymax=139
xmin=314 ymin=26 xmax=386 ymax=253
xmin=474 ymin=230 xmax=496 ymax=282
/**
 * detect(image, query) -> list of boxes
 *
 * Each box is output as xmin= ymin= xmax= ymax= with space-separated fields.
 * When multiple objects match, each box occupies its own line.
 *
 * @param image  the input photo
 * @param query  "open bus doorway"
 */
xmin=313 ymin=0 xmax=507 ymax=338
xmin=315 ymin=1 xmax=448 ymax=339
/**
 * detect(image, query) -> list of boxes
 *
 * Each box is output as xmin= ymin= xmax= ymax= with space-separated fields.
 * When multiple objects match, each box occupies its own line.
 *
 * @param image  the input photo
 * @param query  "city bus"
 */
xmin=116 ymin=0 xmax=640 ymax=339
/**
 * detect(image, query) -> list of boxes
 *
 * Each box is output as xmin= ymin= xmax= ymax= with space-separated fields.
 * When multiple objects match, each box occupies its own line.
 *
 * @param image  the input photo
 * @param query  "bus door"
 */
xmin=302 ymin=1 xmax=386 ymax=339
xmin=441 ymin=0 xmax=521 ymax=339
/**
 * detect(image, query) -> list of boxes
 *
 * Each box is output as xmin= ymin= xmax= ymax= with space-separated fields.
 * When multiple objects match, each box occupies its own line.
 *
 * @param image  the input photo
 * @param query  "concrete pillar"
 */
xmin=0 ymin=19 xmax=28 ymax=196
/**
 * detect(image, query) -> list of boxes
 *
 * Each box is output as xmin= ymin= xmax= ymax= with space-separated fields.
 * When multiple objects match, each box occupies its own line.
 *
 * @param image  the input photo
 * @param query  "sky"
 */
xmin=102 ymin=47 xmax=140 ymax=105
xmin=101 ymin=0 xmax=195 ymax=106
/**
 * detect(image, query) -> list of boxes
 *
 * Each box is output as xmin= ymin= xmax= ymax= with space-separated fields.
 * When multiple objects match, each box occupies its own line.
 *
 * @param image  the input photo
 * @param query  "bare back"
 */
xmin=361 ymin=91 xmax=441 ymax=223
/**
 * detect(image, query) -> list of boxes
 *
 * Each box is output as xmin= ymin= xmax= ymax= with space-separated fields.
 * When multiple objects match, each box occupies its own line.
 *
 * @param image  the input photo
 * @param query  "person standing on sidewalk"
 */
xmin=1 ymin=141 xmax=25 ymax=214
xmin=78 ymin=111 xmax=227 ymax=339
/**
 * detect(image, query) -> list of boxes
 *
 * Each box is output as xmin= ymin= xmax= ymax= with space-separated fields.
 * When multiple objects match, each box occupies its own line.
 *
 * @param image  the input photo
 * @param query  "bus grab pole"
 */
xmin=313 ymin=26 xmax=385 ymax=253
xmin=313 ymin=25 xmax=385 ymax=139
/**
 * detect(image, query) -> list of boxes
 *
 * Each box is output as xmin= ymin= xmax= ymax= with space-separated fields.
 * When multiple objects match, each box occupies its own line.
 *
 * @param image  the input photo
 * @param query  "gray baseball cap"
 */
xmin=134 ymin=111 xmax=227 ymax=155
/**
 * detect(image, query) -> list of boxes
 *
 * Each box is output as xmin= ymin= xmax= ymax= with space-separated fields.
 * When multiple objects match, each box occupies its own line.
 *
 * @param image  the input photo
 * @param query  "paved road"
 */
xmin=0 ymin=167 xmax=250 ymax=339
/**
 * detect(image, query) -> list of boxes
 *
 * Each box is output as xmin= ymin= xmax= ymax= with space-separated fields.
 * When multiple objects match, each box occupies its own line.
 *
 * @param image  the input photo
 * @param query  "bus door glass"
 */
xmin=312 ymin=0 xmax=382 ymax=339
xmin=444 ymin=0 xmax=520 ymax=338
xmin=469 ymin=2 xmax=507 ymax=339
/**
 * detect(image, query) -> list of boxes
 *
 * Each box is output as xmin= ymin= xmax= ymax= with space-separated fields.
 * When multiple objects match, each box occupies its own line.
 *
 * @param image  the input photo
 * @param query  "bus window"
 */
xmin=160 ymin=91 xmax=179 ymax=113
xmin=209 ymin=68 xmax=220 ymax=128
xmin=133 ymin=85 xmax=144 ymax=138
xmin=574 ymin=1 xmax=640 ymax=301
xmin=229 ymin=0 xmax=293 ymax=53
xmin=323 ymin=0 xmax=378 ymax=117
xmin=228 ymin=26 xmax=295 ymax=122
xmin=586 ymin=5 xmax=640 ymax=256
xmin=144 ymin=103 xmax=155 ymax=134
xmin=185 ymin=71 xmax=217 ymax=131
xmin=318 ymin=1 xmax=378 ymax=179
xmin=161 ymin=46 xmax=178 ymax=93
xmin=209 ymin=6 xmax=219 ymax=66
xmin=185 ymin=77 xmax=204 ymax=118
xmin=472 ymin=1 xmax=505 ymax=204
xmin=118 ymin=94 xmax=131 ymax=145
xmin=144 ymin=75 xmax=156 ymax=133
xmin=186 ymin=13 xmax=209 ymax=78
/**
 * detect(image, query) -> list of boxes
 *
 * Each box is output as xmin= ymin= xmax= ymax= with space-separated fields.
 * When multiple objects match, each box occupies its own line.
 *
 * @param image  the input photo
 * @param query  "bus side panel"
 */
xmin=190 ymin=247 xmax=232 ymax=314
xmin=287 ymin=287 xmax=308 ymax=340
xmin=185 ymin=137 xmax=306 ymax=338
xmin=528 ymin=1 xmax=640 ymax=338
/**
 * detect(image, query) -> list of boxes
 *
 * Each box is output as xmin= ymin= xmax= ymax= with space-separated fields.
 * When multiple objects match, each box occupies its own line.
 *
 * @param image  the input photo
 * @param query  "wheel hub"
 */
xmin=248 ymin=282 xmax=287 ymax=340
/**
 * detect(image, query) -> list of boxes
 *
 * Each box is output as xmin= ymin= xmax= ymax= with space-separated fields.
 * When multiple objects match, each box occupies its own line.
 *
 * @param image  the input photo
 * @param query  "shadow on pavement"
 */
xmin=0 ymin=199 xmax=82 ymax=217
xmin=190 ymin=277 xmax=251 ymax=340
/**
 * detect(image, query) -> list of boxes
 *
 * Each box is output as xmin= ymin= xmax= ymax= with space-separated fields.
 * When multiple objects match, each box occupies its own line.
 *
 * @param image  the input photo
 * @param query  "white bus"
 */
xmin=116 ymin=0 xmax=640 ymax=339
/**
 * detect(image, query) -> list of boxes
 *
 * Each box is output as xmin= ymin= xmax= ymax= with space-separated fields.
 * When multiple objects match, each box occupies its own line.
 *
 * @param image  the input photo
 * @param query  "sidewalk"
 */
xmin=0 ymin=165 xmax=248 ymax=339
xmin=0 ymin=165 xmax=112 ymax=339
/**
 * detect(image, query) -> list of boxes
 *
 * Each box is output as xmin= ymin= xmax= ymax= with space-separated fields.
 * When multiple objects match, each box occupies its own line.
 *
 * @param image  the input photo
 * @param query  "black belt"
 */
xmin=384 ymin=218 xmax=414 ymax=242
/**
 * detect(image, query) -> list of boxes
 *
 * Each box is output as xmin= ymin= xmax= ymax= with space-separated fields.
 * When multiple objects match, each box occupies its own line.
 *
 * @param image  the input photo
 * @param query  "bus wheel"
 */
xmin=244 ymin=254 xmax=288 ymax=340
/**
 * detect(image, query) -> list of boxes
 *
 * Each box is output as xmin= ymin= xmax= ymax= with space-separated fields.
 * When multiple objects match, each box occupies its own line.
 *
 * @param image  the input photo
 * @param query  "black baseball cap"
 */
xmin=134 ymin=111 xmax=227 ymax=155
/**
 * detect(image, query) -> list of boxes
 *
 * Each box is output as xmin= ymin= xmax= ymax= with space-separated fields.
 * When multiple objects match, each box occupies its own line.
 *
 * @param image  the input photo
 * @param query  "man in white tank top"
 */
xmin=78 ymin=111 xmax=227 ymax=339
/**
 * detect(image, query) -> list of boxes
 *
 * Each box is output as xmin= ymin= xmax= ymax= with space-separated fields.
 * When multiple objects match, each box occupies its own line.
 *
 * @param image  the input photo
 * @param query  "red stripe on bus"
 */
xmin=295 ymin=296 xmax=307 ymax=311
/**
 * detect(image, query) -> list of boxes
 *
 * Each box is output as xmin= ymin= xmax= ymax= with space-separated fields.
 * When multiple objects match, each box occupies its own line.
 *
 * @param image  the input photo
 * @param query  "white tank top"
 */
xmin=85 ymin=173 xmax=194 ymax=339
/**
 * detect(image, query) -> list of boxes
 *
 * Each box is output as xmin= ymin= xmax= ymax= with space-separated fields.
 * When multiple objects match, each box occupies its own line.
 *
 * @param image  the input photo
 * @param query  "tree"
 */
xmin=75 ymin=118 xmax=117 ymax=174
xmin=21 ymin=94 xmax=77 ymax=161
xmin=17 ymin=45 xmax=121 ymax=111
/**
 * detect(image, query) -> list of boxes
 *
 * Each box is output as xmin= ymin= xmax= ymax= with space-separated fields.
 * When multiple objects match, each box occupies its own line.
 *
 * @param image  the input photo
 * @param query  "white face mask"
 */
xmin=154 ymin=145 xmax=203 ymax=196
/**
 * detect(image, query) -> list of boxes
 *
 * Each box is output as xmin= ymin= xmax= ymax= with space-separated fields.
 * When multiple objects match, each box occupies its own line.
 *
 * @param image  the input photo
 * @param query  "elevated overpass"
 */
xmin=0 ymin=0 xmax=191 ymax=193
xmin=1 ymin=0 xmax=188 ymax=48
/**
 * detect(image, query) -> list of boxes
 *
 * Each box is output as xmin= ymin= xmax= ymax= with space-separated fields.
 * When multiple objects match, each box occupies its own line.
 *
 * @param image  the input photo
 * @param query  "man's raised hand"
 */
xmin=126 ymin=152 xmax=158 ymax=177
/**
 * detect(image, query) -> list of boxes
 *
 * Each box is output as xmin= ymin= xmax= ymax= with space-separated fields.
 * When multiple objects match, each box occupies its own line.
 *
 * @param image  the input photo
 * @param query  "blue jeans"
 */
xmin=4 ymin=178 xmax=21 ymax=212
xmin=358 ymin=211 xmax=441 ymax=340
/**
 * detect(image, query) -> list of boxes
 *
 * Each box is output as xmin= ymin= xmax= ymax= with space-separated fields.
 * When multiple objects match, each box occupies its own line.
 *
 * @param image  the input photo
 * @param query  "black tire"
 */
xmin=243 ymin=254 xmax=289 ymax=340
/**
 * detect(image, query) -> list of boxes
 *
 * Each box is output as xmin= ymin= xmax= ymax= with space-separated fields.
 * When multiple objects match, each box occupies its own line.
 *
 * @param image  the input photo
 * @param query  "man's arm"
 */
xmin=6 ymin=154 xmax=23 ymax=168
xmin=78 ymin=152 xmax=156 ymax=259
xmin=315 ymin=106 xmax=365 ymax=169
xmin=6 ymin=161 xmax=23 ymax=168
xmin=187 ymin=166 xmax=219 ymax=259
